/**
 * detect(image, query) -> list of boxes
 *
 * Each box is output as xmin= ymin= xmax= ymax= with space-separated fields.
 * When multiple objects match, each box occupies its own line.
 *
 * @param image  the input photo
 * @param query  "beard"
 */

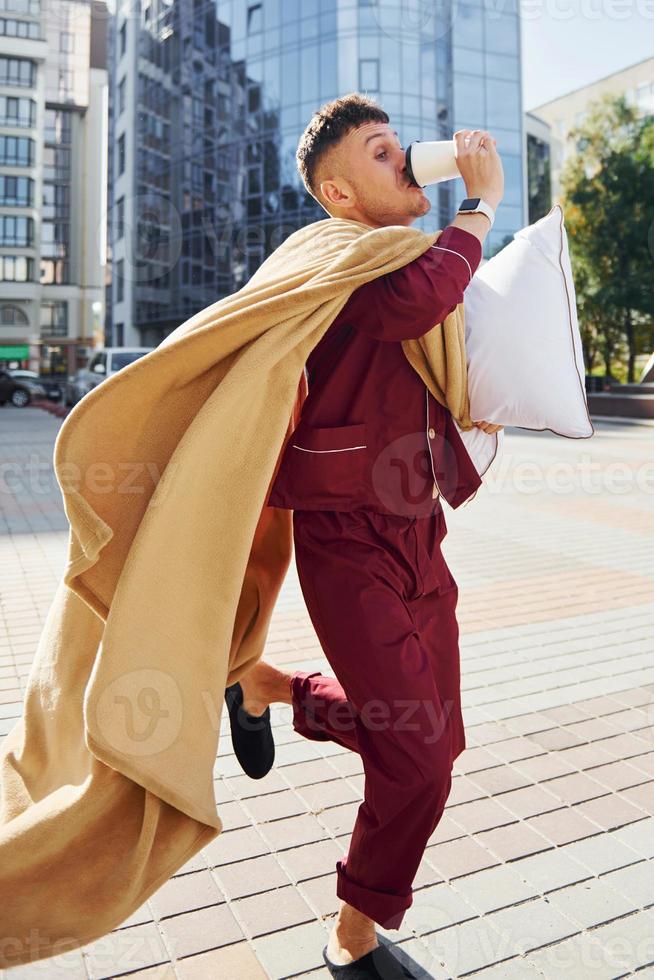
xmin=353 ymin=180 xmax=432 ymax=225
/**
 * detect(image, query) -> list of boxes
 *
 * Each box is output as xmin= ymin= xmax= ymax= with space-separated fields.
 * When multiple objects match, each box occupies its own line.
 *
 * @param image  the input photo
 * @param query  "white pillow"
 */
xmin=462 ymin=204 xmax=594 ymax=439
xmin=453 ymin=420 xmax=505 ymax=483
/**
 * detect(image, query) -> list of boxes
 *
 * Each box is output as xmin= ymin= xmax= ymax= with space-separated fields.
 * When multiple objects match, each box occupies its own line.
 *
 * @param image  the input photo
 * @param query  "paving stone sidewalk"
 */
xmin=0 ymin=406 xmax=653 ymax=979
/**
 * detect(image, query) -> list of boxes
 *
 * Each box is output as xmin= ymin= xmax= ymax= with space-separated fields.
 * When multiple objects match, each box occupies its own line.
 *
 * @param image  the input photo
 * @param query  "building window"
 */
xmin=0 ymin=174 xmax=33 ymax=205
xmin=0 ymin=214 xmax=33 ymax=246
xmin=116 ymin=195 xmax=124 ymax=239
xmin=43 ymin=145 xmax=71 ymax=181
xmin=0 ymin=0 xmax=41 ymax=13
xmin=39 ymin=259 xmax=68 ymax=284
xmin=119 ymin=20 xmax=126 ymax=57
xmin=115 ymin=322 xmax=124 ymax=345
xmin=118 ymin=76 xmax=126 ymax=114
xmin=0 ymin=95 xmax=35 ymax=127
xmin=0 ymin=56 xmax=35 ymax=88
xmin=247 ymin=3 xmax=262 ymax=34
xmin=0 ymin=135 xmax=34 ymax=166
xmin=116 ymin=258 xmax=124 ymax=302
xmin=0 ymin=255 xmax=33 ymax=281
xmin=40 ymin=103 xmax=72 ymax=288
xmin=0 ymin=304 xmax=27 ymax=326
xmin=40 ymin=300 xmax=68 ymax=336
xmin=118 ymin=133 xmax=125 ymax=175
xmin=59 ymin=30 xmax=73 ymax=52
xmin=57 ymin=68 xmax=74 ymax=95
xmin=44 ymin=107 xmax=71 ymax=144
xmin=359 ymin=58 xmax=379 ymax=92
xmin=0 ymin=17 xmax=40 ymax=38
xmin=42 ymin=182 xmax=69 ymax=221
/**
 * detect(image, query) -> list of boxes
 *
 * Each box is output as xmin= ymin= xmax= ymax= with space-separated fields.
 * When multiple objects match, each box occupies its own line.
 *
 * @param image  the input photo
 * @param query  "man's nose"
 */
xmin=396 ymin=146 xmax=409 ymax=179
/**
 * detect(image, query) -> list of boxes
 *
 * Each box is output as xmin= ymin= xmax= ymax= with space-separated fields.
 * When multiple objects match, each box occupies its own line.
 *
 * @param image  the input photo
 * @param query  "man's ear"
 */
xmin=319 ymin=178 xmax=342 ymax=206
xmin=319 ymin=176 xmax=354 ymax=209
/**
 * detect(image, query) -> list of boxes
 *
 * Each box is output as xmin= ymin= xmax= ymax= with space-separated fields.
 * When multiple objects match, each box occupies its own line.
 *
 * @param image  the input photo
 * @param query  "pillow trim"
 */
xmin=553 ymin=204 xmax=595 ymax=439
xmin=460 ymin=428 xmax=501 ymax=507
xmin=510 ymin=204 xmax=595 ymax=441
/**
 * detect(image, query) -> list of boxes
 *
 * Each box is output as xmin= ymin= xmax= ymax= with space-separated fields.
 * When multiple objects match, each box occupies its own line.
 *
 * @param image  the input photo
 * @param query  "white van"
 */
xmin=65 ymin=347 xmax=154 ymax=406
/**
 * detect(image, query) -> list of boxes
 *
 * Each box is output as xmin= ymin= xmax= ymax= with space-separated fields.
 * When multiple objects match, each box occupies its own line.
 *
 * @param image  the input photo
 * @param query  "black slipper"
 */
xmin=224 ymin=681 xmax=275 ymax=779
xmin=322 ymin=943 xmax=421 ymax=979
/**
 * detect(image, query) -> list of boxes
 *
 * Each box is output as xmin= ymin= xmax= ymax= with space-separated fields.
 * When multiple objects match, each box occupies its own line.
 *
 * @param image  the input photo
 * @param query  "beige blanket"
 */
xmin=0 ymin=217 xmax=473 ymax=966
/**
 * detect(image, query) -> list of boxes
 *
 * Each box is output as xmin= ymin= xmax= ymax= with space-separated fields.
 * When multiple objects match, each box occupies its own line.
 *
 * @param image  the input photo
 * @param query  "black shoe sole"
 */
xmin=224 ymin=680 xmax=275 ymax=779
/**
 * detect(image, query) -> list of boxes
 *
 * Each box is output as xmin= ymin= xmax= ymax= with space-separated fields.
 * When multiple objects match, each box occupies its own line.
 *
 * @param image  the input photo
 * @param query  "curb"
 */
xmin=589 ymin=414 xmax=654 ymax=428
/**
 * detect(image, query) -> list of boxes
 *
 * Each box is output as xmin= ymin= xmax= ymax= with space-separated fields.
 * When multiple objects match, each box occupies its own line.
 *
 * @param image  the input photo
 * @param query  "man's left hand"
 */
xmin=473 ymin=420 xmax=504 ymax=434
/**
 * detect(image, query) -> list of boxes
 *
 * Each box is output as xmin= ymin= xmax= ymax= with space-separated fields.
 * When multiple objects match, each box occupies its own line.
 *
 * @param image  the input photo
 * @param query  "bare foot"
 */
xmin=238 ymin=660 xmax=293 ymax=717
xmin=326 ymin=901 xmax=378 ymax=966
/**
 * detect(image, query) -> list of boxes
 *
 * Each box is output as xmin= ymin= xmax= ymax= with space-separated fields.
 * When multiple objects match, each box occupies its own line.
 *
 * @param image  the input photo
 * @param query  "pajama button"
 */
xmin=428 ymin=427 xmax=436 ymax=439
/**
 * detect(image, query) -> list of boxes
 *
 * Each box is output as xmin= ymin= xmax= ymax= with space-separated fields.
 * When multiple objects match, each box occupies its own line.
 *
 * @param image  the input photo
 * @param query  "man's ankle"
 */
xmin=260 ymin=663 xmax=292 ymax=705
xmin=336 ymin=902 xmax=376 ymax=934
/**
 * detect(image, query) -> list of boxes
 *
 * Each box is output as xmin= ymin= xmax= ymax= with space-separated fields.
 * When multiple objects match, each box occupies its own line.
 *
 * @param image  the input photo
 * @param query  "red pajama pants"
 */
xmin=289 ymin=506 xmax=465 ymax=930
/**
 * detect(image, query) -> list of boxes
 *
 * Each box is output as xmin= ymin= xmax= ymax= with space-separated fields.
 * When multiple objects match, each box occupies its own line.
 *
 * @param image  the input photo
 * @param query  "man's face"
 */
xmin=317 ymin=120 xmax=431 ymax=227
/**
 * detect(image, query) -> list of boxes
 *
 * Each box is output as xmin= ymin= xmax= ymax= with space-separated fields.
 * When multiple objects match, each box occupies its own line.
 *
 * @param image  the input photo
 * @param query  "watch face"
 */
xmin=460 ymin=197 xmax=481 ymax=209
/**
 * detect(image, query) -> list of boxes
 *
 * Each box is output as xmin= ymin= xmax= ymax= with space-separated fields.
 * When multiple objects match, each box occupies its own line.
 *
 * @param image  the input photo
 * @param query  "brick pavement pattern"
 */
xmin=0 ymin=405 xmax=653 ymax=979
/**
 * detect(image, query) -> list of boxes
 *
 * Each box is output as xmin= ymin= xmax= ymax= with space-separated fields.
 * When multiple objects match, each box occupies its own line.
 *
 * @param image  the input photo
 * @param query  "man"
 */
xmin=226 ymin=94 xmax=504 ymax=978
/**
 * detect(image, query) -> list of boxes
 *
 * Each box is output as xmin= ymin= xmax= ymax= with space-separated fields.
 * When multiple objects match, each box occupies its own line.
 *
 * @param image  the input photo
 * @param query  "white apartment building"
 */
xmin=530 ymin=56 xmax=654 ymax=202
xmin=0 ymin=0 xmax=108 ymax=379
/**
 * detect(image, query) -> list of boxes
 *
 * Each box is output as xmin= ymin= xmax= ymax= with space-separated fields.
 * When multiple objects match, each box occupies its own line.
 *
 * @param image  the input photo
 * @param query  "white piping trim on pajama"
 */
xmin=429 ymin=244 xmax=472 ymax=284
xmin=292 ymin=444 xmax=367 ymax=453
xmin=425 ymin=385 xmax=441 ymax=500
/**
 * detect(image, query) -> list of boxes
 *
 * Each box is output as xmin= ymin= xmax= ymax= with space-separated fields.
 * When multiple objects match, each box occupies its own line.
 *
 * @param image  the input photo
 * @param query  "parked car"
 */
xmin=0 ymin=369 xmax=47 ymax=408
xmin=8 ymin=369 xmax=63 ymax=402
xmin=65 ymin=347 xmax=154 ymax=406
xmin=585 ymin=374 xmax=617 ymax=394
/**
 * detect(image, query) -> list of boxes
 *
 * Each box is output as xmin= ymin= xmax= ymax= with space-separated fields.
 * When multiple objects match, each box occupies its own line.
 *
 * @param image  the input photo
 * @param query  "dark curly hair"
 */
xmin=296 ymin=93 xmax=389 ymax=202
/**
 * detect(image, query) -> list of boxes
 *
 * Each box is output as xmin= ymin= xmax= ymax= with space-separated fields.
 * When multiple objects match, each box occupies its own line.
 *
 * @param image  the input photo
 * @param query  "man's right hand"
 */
xmin=453 ymin=129 xmax=504 ymax=209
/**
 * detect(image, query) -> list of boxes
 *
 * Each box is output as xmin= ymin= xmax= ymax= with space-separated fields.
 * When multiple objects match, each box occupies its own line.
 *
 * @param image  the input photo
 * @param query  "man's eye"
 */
xmin=377 ymin=151 xmax=387 ymax=159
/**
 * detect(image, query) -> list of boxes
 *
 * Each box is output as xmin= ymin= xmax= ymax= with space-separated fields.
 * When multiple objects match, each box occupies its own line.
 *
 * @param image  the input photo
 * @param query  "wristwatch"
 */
xmin=457 ymin=197 xmax=496 ymax=228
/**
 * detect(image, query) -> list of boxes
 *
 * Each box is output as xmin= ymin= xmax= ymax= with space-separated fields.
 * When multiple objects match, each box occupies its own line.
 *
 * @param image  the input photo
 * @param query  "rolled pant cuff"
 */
xmin=336 ymin=859 xmax=412 ymax=930
xmin=289 ymin=670 xmax=331 ymax=742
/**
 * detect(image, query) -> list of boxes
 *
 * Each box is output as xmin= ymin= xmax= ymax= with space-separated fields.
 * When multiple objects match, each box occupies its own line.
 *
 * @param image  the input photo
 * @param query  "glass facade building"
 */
xmin=0 ymin=0 xmax=107 ymax=374
xmin=109 ymin=0 xmax=525 ymax=345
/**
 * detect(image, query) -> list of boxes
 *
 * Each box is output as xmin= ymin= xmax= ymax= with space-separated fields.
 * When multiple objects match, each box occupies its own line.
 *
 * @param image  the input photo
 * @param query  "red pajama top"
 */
xmin=267 ymin=225 xmax=485 ymax=519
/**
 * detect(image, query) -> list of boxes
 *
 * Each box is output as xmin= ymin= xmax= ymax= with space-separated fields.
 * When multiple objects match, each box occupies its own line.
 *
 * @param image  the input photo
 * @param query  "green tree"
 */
xmin=561 ymin=94 xmax=654 ymax=382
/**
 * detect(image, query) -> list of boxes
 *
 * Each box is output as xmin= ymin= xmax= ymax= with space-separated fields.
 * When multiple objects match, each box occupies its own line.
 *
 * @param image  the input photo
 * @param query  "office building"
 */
xmin=530 ymin=55 xmax=654 ymax=202
xmin=524 ymin=110 xmax=551 ymax=223
xmin=0 ymin=0 xmax=108 ymax=376
xmin=109 ymin=0 xmax=526 ymax=345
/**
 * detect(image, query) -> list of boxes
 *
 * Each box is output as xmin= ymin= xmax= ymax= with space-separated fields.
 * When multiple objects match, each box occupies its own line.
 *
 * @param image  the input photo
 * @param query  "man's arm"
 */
xmin=332 ymin=226 xmax=483 ymax=342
